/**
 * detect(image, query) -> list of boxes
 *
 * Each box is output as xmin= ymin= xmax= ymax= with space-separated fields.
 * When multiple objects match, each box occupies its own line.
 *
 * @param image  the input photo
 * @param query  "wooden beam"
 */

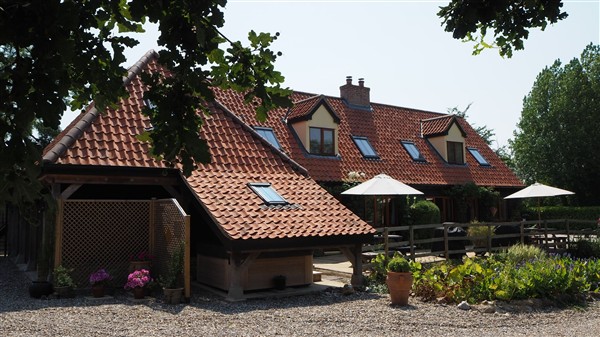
xmin=43 ymin=174 xmax=178 ymax=186
xmin=227 ymin=252 xmax=260 ymax=301
xmin=61 ymin=184 xmax=82 ymax=199
xmin=184 ymin=213 xmax=191 ymax=301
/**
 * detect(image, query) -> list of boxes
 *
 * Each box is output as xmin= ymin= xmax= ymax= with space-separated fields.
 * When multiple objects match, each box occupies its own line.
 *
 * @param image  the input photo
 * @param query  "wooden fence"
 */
xmin=363 ymin=219 xmax=599 ymax=267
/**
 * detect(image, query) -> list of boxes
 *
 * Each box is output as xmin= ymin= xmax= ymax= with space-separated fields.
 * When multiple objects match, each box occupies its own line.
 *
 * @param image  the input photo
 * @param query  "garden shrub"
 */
xmin=409 ymin=200 xmax=440 ymax=248
xmin=496 ymin=243 xmax=547 ymax=265
xmin=569 ymin=239 xmax=600 ymax=259
xmin=411 ymin=245 xmax=600 ymax=304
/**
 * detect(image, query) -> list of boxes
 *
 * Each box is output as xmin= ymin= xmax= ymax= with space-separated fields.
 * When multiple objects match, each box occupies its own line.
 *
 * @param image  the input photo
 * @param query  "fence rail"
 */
xmin=362 ymin=219 xmax=599 ymax=269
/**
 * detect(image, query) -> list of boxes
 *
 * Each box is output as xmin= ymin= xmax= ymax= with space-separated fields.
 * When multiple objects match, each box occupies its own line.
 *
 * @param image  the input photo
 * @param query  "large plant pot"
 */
xmin=386 ymin=271 xmax=413 ymax=306
xmin=29 ymin=281 xmax=53 ymax=299
xmin=163 ymin=288 xmax=183 ymax=304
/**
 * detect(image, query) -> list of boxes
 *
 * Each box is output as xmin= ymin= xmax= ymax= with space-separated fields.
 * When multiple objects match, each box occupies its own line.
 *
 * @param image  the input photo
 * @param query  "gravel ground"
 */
xmin=2 ymin=257 xmax=600 ymax=337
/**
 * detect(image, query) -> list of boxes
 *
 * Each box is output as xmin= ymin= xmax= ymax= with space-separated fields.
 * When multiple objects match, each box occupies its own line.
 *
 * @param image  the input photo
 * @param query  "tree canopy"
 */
xmin=0 ymin=0 xmax=291 ymax=205
xmin=510 ymin=44 xmax=600 ymax=205
xmin=438 ymin=0 xmax=568 ymax=57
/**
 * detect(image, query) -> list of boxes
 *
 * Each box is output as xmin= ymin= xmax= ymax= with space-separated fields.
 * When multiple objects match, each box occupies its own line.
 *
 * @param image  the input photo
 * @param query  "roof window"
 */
xmin=248 ymin=183 xmax=288 ymax=205
xmin=254 ymin=127 xmax=281 ymax=149
xmin=352 ymin=136 xmax=378 ymax=158
xmin=468 ymin=148 xmax=490 ymax=166
xmin=401 ymin=141 xmax=425 ymax=161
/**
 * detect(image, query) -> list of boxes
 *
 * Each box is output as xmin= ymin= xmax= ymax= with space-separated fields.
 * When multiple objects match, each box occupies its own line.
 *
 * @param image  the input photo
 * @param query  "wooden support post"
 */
xmin=227 ymin=252 xmax=260 ymax=301
xmin=184 ymin=214 xmax=191 ymax=301
xmin=444 ymin=223 xmax=449 ymax=260
xmin=383 ymin=227 xmax=389 ymax=258
xmin=520 ymin=221 xmax=525 ymax=245
xmin=340 ymin=245 xmax=364 ymax=288
xmin=54 ymin=199 xmax=64 ymax=268
xmin=566 ymin=220 xmax=571 ymax=249
xmin=409 ymin=224 xmax=415 ymax=261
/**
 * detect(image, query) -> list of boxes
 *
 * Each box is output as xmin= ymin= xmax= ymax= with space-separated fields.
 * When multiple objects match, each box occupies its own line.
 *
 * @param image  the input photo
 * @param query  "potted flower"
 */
xmin=124 ymin=269 xmax=152 ymax=299
xmin=385 ymin=253 xmax=412 ymax=306
xmin=53 ymin=265 xmax=76 ymax=298
xmin=89 ymin=268 xmax=111 ymax=298
xmin=158 ymin=242 xmax=184 ymax=304
xmin=128 ymin=251 xmax=154 ymax=273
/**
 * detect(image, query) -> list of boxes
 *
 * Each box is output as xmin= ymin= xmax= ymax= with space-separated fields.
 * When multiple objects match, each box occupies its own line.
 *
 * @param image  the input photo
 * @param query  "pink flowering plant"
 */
xmin=129 ymin=251 xmax=154 ymax=262
xmin=124 ymin=269 xmax=152 ymax=290
xmin=89 ymin=268 xmax=112 ymax=286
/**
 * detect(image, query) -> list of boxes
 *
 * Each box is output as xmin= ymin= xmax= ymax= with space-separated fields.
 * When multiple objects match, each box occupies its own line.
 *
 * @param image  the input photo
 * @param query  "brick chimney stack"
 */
xmin=340 ymin=76 xmax=370 ymax=109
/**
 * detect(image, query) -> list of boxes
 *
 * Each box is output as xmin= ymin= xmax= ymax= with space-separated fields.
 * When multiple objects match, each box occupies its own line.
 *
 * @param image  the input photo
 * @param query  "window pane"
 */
xmin=249 ymin=183 xmax=287 ymax=204
xmin=309 ymin=128 xmax=321 ymax=153
xmin=255 ymin=127 xmax=281 ymax=148
xmin=353 ymin=137 xmax=377 ymax=157
xmin=401 ymin=141 xmax=423 ymax=161
xmin=468 ymin=148 xmax=489 ymax=165
xmin=323 ymin=129 xmax=334 ymax=154
xmin=447 ymin=142 xmax=464 ymax=164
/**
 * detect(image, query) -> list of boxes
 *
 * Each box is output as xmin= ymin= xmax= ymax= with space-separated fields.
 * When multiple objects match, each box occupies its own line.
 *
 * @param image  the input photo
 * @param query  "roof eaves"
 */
xmin=43 ymin=49 xmax=159 ymax=164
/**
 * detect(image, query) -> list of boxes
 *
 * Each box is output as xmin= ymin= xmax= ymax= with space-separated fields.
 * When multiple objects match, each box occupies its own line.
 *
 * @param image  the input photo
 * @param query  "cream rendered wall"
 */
xmin=292 ymin=105 xmax=339 ymax=154
xmin=428 ymin=123 xmax=465 ymax=163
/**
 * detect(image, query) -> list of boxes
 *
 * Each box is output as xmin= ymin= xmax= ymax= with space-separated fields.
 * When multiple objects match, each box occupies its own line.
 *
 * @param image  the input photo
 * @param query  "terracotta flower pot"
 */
xmin=133 ymin=287 xmax=145 ymax=299
xmin=92 ymin=285 xmax=105 ymax=298
xmin=386 ymin=271 xmax=413 ymax=306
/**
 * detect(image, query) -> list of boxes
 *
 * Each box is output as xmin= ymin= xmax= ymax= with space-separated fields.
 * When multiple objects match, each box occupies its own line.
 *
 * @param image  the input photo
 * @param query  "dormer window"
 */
xmin=401 ymin=141 xmax=425 ymax=161
xmin=309 ymin=127 xmax=335 ymax=155
xmin=352 ymin=136 xmax=378 ymax=158
xmin=447 ymin=141 xmax=464 ymax=164
xmin=248 ymin=183 xmax=288 ymax=205
xmin=254 ymin=127 xmax=281 ymax=149
xmin=468 ymin=148 xmax=490 ymax=166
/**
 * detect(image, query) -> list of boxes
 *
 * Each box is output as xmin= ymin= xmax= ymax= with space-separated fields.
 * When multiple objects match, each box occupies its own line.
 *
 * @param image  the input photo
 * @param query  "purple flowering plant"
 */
xmin=124 ymin=269 xmax=152 ymax=290
xmin=129 ymin=251 xmax=154 ymax=262
xmin=89 ymin=268 xmax=112 ymax=286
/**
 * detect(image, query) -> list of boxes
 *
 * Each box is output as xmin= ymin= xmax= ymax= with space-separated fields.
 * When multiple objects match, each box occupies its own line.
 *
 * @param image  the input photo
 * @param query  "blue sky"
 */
xmin=61 ymin=1 xmax=600 ymax=149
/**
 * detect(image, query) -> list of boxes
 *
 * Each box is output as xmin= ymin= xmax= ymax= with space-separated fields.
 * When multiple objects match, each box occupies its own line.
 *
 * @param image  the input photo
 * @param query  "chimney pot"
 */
xmin=358 ymin=78 xmax=364 ymax=87
xmin=346 ymin=76 xmax=352 ymax=85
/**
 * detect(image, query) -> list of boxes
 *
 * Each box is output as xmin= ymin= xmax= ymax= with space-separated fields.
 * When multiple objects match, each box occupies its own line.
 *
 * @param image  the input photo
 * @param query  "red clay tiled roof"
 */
xmin=286 ymin=95 xmax=340 ymax=123
xmin=421 ymin=115 xmax=466 ymax=138
xmin=44 ymin=52 xmax=374 ymax=242
xmin=213 ymin=89 xmax=524 ymax=189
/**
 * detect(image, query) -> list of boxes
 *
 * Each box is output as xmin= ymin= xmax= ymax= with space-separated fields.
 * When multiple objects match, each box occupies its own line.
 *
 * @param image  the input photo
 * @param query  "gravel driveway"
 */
xmin=1 ymin=257 xmax=600 ymax=337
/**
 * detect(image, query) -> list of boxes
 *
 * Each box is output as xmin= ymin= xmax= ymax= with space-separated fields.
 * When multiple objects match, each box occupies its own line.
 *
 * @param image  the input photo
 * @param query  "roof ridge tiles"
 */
xmin=44 ymin=49 xmax=159 ymax=164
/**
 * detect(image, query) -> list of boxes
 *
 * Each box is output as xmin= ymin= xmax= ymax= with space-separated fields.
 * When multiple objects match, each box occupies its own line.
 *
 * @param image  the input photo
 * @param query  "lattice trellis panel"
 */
xmin=153 ymin=199 xmax=189 ymax=293
xmin=61 ymin=200 xmax=150 ymax=287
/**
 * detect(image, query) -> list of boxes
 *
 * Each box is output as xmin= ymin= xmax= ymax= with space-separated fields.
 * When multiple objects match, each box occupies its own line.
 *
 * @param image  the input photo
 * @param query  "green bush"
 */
xmin=412 ymin=246 xmax=600 ymax=303
xmin=410 ymin=200 xmax=440 ymax=248
xmin=467 ymin=222 xmax=494 ymax=248
xmin=410 ymin=200 xmax=440 ymax=225
xmin=569 ymin=239 xmax=600 ymax=259
xmin=387 ymin=254 xmax=410 ymax=273
xmin=497 ymin=244 xmax=547 ymax=265
xmin=527 ymin=206 xmax=600 ymax=227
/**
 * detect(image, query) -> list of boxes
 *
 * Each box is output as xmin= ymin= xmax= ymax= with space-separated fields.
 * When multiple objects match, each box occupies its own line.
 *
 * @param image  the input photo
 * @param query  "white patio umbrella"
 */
xmin=341 ymin=174 xmax=424 ymax=196
xmin=342 ymin=174 xmax=423 ymax=227
xmin=504 ymin=182 xmax=574 ymax=221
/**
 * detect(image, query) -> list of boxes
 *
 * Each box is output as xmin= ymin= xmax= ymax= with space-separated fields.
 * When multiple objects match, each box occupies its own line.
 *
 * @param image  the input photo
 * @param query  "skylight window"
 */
xmin=254 ymin=127 xmax=281 ymax=148
xmin=248 ymin=183 xmax=288 ymax=205
xmin=352 ymin=136 xmax=378 ymax=158
xmin=401 ymin=141 xmax=425 ymax=161
xmin=468 ymin=148 xmax=490 ymax=166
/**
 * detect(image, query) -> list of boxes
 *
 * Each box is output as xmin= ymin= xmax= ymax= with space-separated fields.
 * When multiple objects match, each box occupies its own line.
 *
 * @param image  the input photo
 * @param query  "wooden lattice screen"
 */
xmin=152 ymin=199 xmax=191 ymax=298
xmin=57 ymin=199 xmax=189 ymax=296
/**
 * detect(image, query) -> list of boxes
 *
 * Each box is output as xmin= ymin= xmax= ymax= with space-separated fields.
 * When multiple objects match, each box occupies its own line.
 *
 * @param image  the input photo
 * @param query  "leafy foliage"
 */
xmin=366 ymin=252 xmax=421 ymax=292
xmin=53 ymin=265 xmax=76 ymax=288
xmin=511 ymin=44 xmax=600 ymax=205
xmin=0 ymin=1 xmax=291 ymax=202
xmin=438 ymin=0 xmax=568 ymax=57
xmin=412 ymin=246 xmax=600 ymax=303
xmin=159 ymin=242 xmax=184 ymax=289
